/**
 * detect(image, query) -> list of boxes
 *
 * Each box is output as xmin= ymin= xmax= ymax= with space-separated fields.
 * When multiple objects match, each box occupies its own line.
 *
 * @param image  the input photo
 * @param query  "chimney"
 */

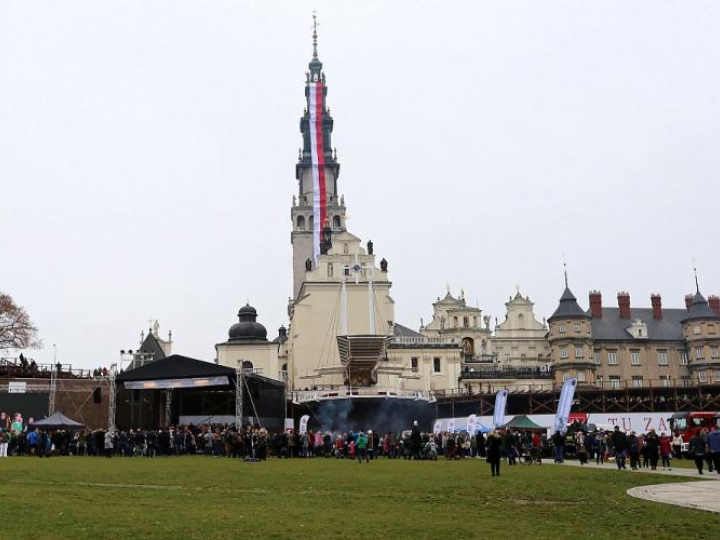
xmin=709 ymin=295 xmax=720 ymax=316
xmin=685 ymin=294 xmax=694 ymax=310
xmin=589 ymin=291 xmax=602 ymax=318
xmin=651 ymin=294 xmax=662 ymax=320
xmin=617 ymin=292 xmax=631 ymax=319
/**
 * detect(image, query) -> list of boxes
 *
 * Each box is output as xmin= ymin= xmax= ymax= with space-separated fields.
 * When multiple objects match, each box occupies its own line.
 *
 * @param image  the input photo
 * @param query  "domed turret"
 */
xmin=228 ymin=304 xmax=268 ymax=341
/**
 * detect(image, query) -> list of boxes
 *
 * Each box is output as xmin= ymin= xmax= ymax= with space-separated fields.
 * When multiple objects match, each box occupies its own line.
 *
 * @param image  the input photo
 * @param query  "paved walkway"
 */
xmin=545 ymin=459 xmax=720 ymax=514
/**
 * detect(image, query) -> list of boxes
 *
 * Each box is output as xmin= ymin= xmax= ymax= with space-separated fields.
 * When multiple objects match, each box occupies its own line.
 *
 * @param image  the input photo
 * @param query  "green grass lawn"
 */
xmin=0 ymin=456 xmax=717 ymax=539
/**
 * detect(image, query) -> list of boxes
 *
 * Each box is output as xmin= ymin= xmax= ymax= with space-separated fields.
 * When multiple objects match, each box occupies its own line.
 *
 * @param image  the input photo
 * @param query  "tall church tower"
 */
xmin=291 ymin=18 xmax=346 ymax=298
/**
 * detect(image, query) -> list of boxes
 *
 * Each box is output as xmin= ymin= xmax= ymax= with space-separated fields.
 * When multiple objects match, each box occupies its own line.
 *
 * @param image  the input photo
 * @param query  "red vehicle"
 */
xmin=668 ymin=412 xmax=719 ymax=453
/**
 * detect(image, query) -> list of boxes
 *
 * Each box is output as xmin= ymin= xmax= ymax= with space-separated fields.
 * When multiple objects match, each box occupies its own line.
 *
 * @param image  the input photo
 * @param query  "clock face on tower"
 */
xmin=352 ymin=264 xmax=361 ymax=273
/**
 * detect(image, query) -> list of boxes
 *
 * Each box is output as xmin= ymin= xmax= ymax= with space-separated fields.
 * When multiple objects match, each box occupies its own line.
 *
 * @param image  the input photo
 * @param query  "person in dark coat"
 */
xmin=410 ymin=421 xmax=422 ymax=460
xmin=486 ymin=430 xmax=502 ymax=477
xmin=688 ymin=432 xmax=707 ymax=474
xmin=644 ymin=429 xmax=660 ymax=470
xmin=610 ymin=426 xmax=629 ymax=470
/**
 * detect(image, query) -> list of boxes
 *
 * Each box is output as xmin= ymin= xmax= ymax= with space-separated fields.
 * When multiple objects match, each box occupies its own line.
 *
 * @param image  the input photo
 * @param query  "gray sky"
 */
xmin=2 ymin=1 xmax=719 ymax=369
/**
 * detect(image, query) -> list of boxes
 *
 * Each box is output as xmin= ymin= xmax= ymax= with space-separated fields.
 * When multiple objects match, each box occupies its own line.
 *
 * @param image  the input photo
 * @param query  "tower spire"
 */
xmin=563 ymin=254 xmax=568 ymax=288
xmin=693 ymin=259 xmax=699 ymax=293
xmin=312 ymin=11 xmax=319 ymax=60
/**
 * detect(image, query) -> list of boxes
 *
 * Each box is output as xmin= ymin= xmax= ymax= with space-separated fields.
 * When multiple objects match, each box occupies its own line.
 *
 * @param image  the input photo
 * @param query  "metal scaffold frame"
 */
xmin=48 ymin=368 xmax=58 ymax=416
xmin=235 ymin=361 xmax=243 ymax=429
xmin=108 ymin=363 xmax=117 ymax=430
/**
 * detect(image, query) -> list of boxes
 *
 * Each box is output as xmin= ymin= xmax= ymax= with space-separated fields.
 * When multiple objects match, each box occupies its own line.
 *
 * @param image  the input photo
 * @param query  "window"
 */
xmin=560 ymin=347 xmax=568 ymax=359
xmin=608 ymin=351 xmax=618 ymax=365
xmin=631 ymin=351 xmax=641 ymax=366
xmin=682 ymin=378 xmax=692 ymax=388
xmin=658 ymin=351 xmax=668 ymax=366
xmin=575 ymin=346 xmax=583 ymax=358
xmin=433 ymin=357 xmax=441 ymax=373
xmin=698 ymin=370 xmax=708 ymax=383
xmin=573 ymin=323 xmax=580 ymax=332
xmin=632 ymin=376 xmax=643 ymax=388
xmin=694 ymin=325 xmax=701 ymax=335
xmin=463 ymin=316 xmax=469 ymax=328
xmin=562 ymin=373 xmax=570 ymax=382
xmin=453 ymin=316 xmax=458 ymax=328
xmin=411 ymin=357 xmax=418 ymax=373
xmin=711 ymin=348 xmax=719 ymax=358
xmin=714 ymin=370 xmax=720 ymax=382
xmin=709 ymin=324 xmax=716 ymax=334
xmin=473 ymin=316 xmax=477 ymax=327
xmin=577 ymin=370 xmax=586 ymax=382
xmin=343 ymin=243 xmax=349 ymax=254
xmin=610 ymin=376 xmax=621 ymax=389
xmin=296 ymin=215 xmax=306 ymax=230
xmin=593 ymin=351 xmax=601 ymax=365
xmin=660 ymin=376 xmax=670 ymax=388
xmin=343 ymin=265 xmax=350 ymax=276
xmin=680 ymin=352 xmax=689 ymax=366
xmin=327 ymin=263 xmax=333 ymax=278
xmin=559 ymin=324 xmax=566 ymax=334
xmin=696 ymin=347 xmax=704 ymax=360
xmin=333 ymin=215 xmax=341 ymax=229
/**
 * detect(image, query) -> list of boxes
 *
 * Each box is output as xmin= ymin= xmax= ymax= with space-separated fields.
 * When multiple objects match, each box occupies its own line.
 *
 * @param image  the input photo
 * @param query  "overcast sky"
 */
xmin=1 ymin=1 xmax=719 ymax=369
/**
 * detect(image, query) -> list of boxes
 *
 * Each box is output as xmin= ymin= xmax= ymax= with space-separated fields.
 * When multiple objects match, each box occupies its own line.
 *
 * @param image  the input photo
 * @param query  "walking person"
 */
xmin=552 ymin=430 xmax=564 ymax=463
xmin=659 ymin=432 xmax=672 ymax=470
xmin=671 ymin=432 xmax=684 ymax=459
xmin=610 ymin=426 xmax=628 ymax=470
xmin=576 ymin=431 xmax=588 ymax=465
xmin=486 ymin=430 xmax=502 ymax=477
xmin=645 ymin=429 xmax=660 ymax=471
xmin=706 ymin=425 xmax=720 ymax=475
xmin=356 ymin=430 xmax=369 ymax=463
xmin=104 ymin=430 xmax=114 ymax=458
xmin=688 ymin=431 xmax=707 ymax=475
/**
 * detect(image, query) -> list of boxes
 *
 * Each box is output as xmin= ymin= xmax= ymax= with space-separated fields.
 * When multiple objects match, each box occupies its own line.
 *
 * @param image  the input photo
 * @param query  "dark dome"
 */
xmin=228 ymin=304 xmax=267 ymax=341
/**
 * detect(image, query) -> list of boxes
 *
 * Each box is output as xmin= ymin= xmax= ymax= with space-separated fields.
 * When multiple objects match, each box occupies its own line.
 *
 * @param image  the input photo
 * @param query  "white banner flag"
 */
xmin=554 ymin=378 xmax=578 ymax=434
xmin=493 ymin=389 xmax=509 ymax=428
xmin=299 ymin=414 xmax=310 ymax=434
xmin=467 ymin=414 xmax=477 ymax=434
xmin=447 ymin=418 xmax=456 ymax=433
xmin=433 ymin=420 xmax=442 ymax=435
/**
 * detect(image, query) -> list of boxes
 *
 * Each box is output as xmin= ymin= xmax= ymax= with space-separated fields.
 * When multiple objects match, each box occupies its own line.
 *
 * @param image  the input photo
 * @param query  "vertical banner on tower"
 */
xmin=308 ymin=81 xmax=327 ymax=262
xmin=466 ymin=414 xmax=477 ymax=434
xmin=492 ymin=389 xmax=509 ymax=428
xmin=554 ymin=378 xmax=578 ymax=434
xmin=433 ymin=420 xmax=441 ymax=435
xmin=299 ymin=415 xmax=310 ymax=435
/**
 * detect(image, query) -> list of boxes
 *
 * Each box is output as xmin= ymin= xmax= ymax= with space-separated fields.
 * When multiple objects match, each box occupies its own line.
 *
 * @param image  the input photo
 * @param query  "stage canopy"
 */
xmin=116 ymin=355 xmax=235 ymax=390
xmin=501 ymin=415 xmax=546 ymax=431
xmin=29 ymin=411 xmax=85 ymax=430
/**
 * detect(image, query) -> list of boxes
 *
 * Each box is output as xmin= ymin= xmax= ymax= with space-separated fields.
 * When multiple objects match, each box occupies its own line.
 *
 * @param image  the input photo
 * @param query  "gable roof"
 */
xmin=548 ymin=287 xmax=589 ymax=322
xmin=116 ymin=354 xmax=234 ymax=382
xmin=138 ymin=332 xmax=167 ymax=362
xmin=29 ymin=411 xmax=85 ymax=430
xmin=591 ymin=307 xmax=686 ymax=341
xmin=394 ymin=323 xmax=424 ymax=338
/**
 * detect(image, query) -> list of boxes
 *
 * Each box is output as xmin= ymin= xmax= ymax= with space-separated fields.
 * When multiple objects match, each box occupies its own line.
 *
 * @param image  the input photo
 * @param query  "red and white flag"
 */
xmin=308 ymin=81 xmax=327 ymax=261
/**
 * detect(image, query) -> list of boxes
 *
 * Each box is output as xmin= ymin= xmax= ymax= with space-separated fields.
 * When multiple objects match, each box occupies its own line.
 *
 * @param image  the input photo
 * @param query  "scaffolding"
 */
xmin=235 ymin=361 xmax=244 ymax=429
xmin=48 ymin=368 xmax=58 ymax=416
xmin=108 ymin=363 xmax=117 ymax=430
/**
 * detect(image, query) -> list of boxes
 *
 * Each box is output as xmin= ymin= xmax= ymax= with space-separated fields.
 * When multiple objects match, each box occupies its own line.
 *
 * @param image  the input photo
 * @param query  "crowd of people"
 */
xmin=1 ymin=414 xmax=719 ymax=478
xmin=550 ymin=425 xmax=720 ymax=475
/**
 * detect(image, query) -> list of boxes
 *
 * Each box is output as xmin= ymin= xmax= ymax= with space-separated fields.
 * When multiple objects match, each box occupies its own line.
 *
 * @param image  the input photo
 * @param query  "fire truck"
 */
xmin=668 ymin=412 xmax=720 ymax=453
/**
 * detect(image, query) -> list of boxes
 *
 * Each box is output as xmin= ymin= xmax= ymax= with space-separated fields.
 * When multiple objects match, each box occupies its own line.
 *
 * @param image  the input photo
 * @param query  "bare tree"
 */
xmin=0 ymin=291 xmax=41 ymax=350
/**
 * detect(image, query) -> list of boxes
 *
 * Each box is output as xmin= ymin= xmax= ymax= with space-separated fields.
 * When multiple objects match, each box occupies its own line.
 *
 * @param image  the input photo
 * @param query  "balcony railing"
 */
xmin=461 ymin=368 xmax=553 ymax=380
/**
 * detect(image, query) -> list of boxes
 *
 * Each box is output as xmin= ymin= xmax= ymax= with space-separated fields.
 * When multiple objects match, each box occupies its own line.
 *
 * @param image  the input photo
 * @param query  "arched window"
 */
xmin=333 ymin=215 xmax=341 ymax=229
xmin=281 ymin=363 xmax=287 ymax=372
xmin=463 ymin=316 xmax=469 ymax=328
xmin=518 ymin=313 xmax=525 ymax=329
xmin=453 ymin=316 xmax=458 ymax=328
xmin=473 ymin=316 xmax=477 ymax=327
xmin=296 ymin=215 xmax=305 ymax=230
xmin=242 ymin=360 xmax=254 ymax=371
xmin=308 ymin=215 xmax=314 ymax=231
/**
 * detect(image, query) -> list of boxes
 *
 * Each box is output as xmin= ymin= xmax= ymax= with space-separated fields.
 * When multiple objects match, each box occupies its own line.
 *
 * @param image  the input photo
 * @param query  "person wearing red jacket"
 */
xmin=659 ymin=432 xmax=673 ymax=470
